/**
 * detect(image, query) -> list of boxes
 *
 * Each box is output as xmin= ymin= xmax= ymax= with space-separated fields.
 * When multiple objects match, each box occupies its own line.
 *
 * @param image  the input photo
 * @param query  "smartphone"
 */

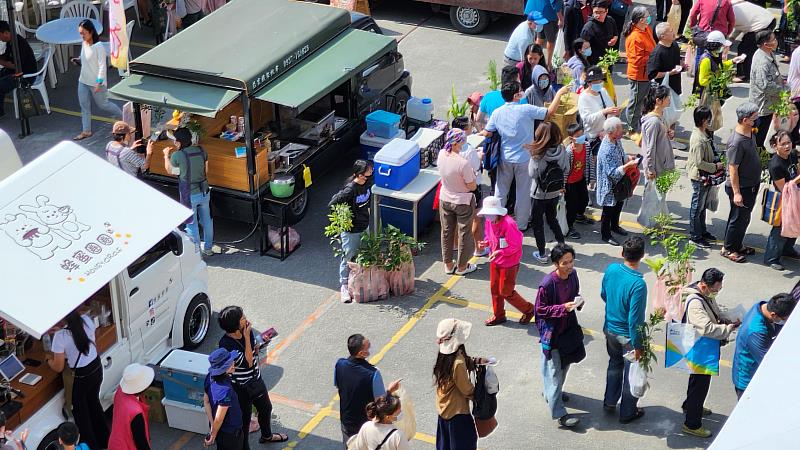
xmin=261 ymin=327 xmax=278 ymax=341
xmin=23 ymin=358 xmax=41 ymax=367
xmin=636 ymin=154 xmax=644 ymax=166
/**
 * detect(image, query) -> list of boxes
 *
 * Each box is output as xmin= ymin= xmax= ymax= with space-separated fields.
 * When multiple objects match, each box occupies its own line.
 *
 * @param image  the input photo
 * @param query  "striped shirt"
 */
xmin=219 ymin=332 xmax=260 ymax=386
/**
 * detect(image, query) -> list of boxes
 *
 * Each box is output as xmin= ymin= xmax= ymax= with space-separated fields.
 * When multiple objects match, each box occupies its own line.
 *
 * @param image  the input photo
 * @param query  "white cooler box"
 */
xmin=360 ymin=129 xmax=406 ymax=160
xmin=163 ymin=398 xmax=208 ymax=434
xmin=374 ymin=138 xmax=420 ymax=190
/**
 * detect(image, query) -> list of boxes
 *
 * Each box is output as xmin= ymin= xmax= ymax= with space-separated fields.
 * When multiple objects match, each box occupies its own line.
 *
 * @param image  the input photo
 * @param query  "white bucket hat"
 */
xmin=706 ymin=30 xmax=732 ymax=47
xmin=477 ymin=196 xmax=507 ymax=217
xmin=120 ymin=363 xmax=155 ymax=394
xmin=436 ymin=318 xmax=472 ymax=355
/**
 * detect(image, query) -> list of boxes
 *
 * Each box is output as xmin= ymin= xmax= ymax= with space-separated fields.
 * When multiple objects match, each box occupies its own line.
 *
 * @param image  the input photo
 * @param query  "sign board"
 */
xmin=0 ymin=130 xmax=22 ymax=182
xmin=0 ymin=142 xmax=192 ymax=338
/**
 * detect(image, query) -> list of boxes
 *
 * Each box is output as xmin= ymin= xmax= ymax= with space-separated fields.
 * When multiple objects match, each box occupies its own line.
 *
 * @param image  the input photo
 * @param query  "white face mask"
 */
xmin=394 ymin=411 xmax=404 ymax=422
xmin=485 ymin=214 xmax=498 ymax=222
xmin=775 ymin=319 xmax=786 ymax=326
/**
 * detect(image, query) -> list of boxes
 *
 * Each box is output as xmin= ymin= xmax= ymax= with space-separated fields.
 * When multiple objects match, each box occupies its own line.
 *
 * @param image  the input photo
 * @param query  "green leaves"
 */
xmin=323 ymin=203 xmax=353 ymax=257
xmin=447 ymin=84 xmax=470 ymax=121
xmin=487 ymin=59 xmax=500 ymax=91
xmin=655 ymin=169 xmax=681 ymax=195
xmin=636 ymin=308 xmax=666 ymax=373
xmin=597 ymin=49 xmax=620 ymax=75
xmin=344 ymin=225 xmax=425 ymax=270
xmin=643 ymin=213 xmax=696 ymax=286
xmin=770 ymin=90 xmax=793 ymax=119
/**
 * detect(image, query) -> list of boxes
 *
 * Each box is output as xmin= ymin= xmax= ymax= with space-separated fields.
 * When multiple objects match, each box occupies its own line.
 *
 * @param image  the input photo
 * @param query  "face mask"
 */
xmin=365 ymin=174 xmax=375 ymax=186
xmin=485 ymin=214 xmax=498 ymax=222
xmin=706 ymin=291 xmax=718 ymax=300
xmin=646 ymin=16 xmax=652 ymax=25
xmin=538 ymin=78 xmax=550 ymax=90
xmin=394 ymin=412 xmax=404 ymax=422
xmin=535 ymin=24 xmax=544 ymax=33
xmin=591 ymin=82 xmax=604 ymax=92
xmin=575 ymin=134 xmax=587 ymax=145
xmin=775 ymin=319 xmax=786 ymax=326
xmin=582 ymin=47 xmax=592 ymax=57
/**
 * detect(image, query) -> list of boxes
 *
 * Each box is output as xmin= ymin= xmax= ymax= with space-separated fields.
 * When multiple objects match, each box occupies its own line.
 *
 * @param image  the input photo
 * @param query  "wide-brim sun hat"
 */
xmin=477 ymin=196 xmax=507 ymax=217
xmin=208 ymin=348 xmax=240 ymax=376
xmin=120 ymin=363 xmax=155 ymax=394
xmin=706 ymin=30 xmax=732 ymax=47
xmin=437 ymin=318 xmax=472 ymax=355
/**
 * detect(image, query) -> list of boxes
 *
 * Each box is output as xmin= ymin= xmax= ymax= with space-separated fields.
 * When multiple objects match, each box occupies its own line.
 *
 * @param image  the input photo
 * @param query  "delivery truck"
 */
xmin=414 ymin=0 xmax=525 ymax=34
xmin=0 ymin=141 xmax=211 ymax=449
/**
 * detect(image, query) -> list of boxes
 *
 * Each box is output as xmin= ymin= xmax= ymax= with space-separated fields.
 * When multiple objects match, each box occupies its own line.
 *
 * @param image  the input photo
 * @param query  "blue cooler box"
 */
xmin=359 ymin=128 xmax=406 ymax=160
xmin=374 ymin=139 xmax=420 ymax=190
xmin=158 ymin=350 xmax=210 ymax=408
xmin=366 ymin=110 xmax=401 ymax=138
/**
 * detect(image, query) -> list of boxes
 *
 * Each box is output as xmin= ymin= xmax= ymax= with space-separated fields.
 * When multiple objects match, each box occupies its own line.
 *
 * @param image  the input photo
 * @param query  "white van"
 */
xmin=0 ymin=142 xmax=211 ymax=450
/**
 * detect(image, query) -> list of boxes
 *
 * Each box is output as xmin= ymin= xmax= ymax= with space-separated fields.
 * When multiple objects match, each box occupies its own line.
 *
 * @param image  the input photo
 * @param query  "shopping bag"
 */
xmin=347 ymin=263 xmax=389 ymax=303
xmin=394 ymin=387 xmax=417 ymax=441
xmin=387 ymin=261 xmax=415 ymax=297
xmin=556 ymin=196 xmax=568 ymax=235
xmin=701 ymin=90 xmax=723 ymax=131
xmin=684 ymin=44 xmax=695 ymax=77
xmin=665 ymin=322 xmax=721 ymax=375
xmin=553 ymin=29 xmax=566 ymax=65
xmin=706 ymin=185 xmax=720 ymax=212
xmin=604 ymin=71 xmax=617 ymax=104
xmin=637 ymin=181 xmax=668 ymax=228
xmin=760 ymin=186 xmax=782 ymax=226
xmin=18 ymin=84 xmax=41 ymax=119
xmin=781 ymin=182 xmax=800 ymax=238
xmin=661 ymin=74 xmax=684 ymax=127
xmin=653 ymin=274 xmax=690 ymax=323
xmin=629 ymin=361 xmax=649 ymax=398
xmin=667 ymin=4 xmax=682 ymax=34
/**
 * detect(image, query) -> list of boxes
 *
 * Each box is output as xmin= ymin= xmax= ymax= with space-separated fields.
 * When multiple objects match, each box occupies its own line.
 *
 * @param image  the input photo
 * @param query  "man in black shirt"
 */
xmin=0 ymin=20 xmax=37 ymax=118
xmin=580 ymin=1 xmax=618 ymax=66
xmin=647 ymin=22 xmax=683 ymax=95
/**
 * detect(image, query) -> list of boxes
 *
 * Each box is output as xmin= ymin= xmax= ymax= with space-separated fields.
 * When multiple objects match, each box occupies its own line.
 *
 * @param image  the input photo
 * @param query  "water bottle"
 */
xmin=407 ymin=97 xmax=434 ymax=122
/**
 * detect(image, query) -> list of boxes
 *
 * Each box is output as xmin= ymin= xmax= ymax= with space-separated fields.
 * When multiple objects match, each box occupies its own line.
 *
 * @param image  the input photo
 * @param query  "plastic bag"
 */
xmin=604 ymin=71 xmax=617 ymax=104
xmin=387 ymin=261 xmax=415 ymax=296
xmin=637 ymin=181 xmax=668 ymax=228
xmin=667 ymin=4 xmax=681 ymax=34
xmin=347 ymin=262 xmax=389 ymax=303
xmin=653 ymin=274 xmax=690 ymax=323
xmin=556 ymin=196 xmax=568 ymax=235
xmin=684 ymin=44 xmax=695 ymax=77
xmin=268 ymin=226 xmax=300 ymax=253
xmin=781 ymin=182 xmax=800 ymax=238
xmin=706 ymin=185 xmax=720 ymax=212
xmin=394 ymin=386 xmax=417 ymax=441
xmin=629 ymin=361 xmax=649 ymax=398
xmin=553 ymin=29 xmax=566 ymax=65
xmin=661 ymin=74 xmax=684 ymax=127
xmin=175 ymin=0 xmax=187 ymax=18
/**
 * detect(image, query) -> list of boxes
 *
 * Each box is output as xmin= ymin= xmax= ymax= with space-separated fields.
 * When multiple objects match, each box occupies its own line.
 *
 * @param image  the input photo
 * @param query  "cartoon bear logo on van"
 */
xmin=19 ymin=195 xmax=91 ymax=240
xmin=0 ymin=213 xmax=72 ymax=260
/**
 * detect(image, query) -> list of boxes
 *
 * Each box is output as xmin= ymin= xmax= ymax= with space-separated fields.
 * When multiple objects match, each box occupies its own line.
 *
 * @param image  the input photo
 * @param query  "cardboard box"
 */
xmin=142 ymin=386 xmax=167 ymax=423
xmin=546 ymin=94 xmax=579 ymax=140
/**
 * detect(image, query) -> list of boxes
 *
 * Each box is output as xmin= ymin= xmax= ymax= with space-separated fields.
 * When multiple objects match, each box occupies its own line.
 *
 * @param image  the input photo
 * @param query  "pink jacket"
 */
xmin=484 ymin=215 xmax=523 ymax=268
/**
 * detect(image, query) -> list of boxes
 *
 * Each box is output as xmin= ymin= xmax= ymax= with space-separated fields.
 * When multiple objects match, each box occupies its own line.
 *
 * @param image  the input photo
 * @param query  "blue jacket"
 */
xmin=601 ymin=263 xmax=647 ymax=349
xmin=526 ymin=0 xmax=564 ymax=22
xmin=732 ymin=302 xmax=780 ymax=391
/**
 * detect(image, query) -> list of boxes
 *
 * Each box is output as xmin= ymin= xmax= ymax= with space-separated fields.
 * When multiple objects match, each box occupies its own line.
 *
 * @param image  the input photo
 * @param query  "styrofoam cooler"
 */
xmin=374 ymin=139 xmax=420 ymax=190
xmin=162 ymin=398 xmax=209 ymax=434
xmin=158 ymin=350 xmax=209 ymax=408
xmin=366 ymin=110 xmax=401 ymax=138
xmin=360 ymin=128 xmax=406 ymax=160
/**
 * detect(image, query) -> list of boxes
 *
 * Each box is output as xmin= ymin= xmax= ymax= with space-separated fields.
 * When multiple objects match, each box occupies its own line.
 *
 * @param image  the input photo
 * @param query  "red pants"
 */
xmin=490 ymin=263 xmax=533 ymax=318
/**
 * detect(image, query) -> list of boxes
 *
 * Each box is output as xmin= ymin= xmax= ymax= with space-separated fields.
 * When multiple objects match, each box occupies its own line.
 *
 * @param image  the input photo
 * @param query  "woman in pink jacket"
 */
xmin=478 ymin=196 xmax=535 ymax=326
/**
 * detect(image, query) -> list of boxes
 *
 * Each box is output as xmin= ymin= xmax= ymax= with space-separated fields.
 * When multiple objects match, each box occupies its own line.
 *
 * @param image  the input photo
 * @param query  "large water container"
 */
xmin=407 ymin=97 xmax=434 ymax=122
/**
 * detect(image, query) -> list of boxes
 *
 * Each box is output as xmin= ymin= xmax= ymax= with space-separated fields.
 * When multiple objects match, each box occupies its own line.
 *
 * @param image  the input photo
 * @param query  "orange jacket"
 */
xmin=625 ymin=26 xmax=656 ymax=81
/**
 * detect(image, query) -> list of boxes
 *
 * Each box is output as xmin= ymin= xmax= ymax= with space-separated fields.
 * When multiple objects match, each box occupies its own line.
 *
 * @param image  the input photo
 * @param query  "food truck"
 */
xmin=109 ymin=0 xmax=412 ymax=237
xmin=0 ymin=142 xmax=211 ymax=449
xmin=413 ymin=0 xmax=525 ymax=34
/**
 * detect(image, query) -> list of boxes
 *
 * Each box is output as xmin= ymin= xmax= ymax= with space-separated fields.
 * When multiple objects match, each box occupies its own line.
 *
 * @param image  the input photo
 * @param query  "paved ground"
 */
xmin=3 ymin=1 xmax=796 ymax=449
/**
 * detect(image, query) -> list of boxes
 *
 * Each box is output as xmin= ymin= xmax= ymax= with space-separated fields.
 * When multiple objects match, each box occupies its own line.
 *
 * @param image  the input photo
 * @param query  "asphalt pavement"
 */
xmin=2 ymin=1 xmax=796 ymax=449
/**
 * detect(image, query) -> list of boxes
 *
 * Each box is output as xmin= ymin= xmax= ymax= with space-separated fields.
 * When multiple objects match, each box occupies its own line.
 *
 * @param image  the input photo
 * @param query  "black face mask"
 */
xmin=365 ymin=175 xmax=375 ymax=186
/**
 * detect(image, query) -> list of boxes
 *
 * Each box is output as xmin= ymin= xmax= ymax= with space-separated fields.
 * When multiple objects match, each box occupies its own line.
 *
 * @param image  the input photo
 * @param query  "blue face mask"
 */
xmin=535 ymin=23 xmax=544 ymax=33
xmin=538 ymin=78 xmax=550 ymax=90
xmin=591 ymin=82 xmax=604 ymax=92
xmin=582 ymin=47 xmax=592 ymax=57
xmin=646 ymin=16 xmax=652 ymax=25
xmin=575 ymin=134 xmax=587 ymax=145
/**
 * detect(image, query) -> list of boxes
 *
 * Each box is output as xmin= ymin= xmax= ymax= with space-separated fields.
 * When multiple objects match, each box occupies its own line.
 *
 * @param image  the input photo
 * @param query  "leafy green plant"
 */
xmin=446 ymin=85 xmax=469 ymax=121
xmin=355 ymin=232 xmax=385 ymax=268
xmin=597 ymin=49 xmax=620 ymax=75
xmin=384 ymin=225 xmax=425 ymax=271
xmin=770 ymin=90 xmax=794 ymax=118
xmin=185 ymin=119 xmax=206 ymax=140
xmin=707 ymin=64 xmax=734 ymax=101
xmin=636 ymin=308 xmax=666 ymax=373
xmin=323 ymin=204 xmax=353 ymax=257
xmin=487 ymin=59 xmax=500 ymax=91
xmin=655 ymin=169 xmax=681 ymax=195
xmin=684 ymin=93 xmax=700 ymax=109
xmin=644 ymin=214 xmax=696 ymax=292
xmin=788 ymin=0 xmax=799 ymax=28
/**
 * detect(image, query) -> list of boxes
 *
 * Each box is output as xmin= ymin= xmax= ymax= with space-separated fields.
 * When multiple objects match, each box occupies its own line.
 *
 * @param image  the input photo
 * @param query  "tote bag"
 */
xmin=761 ymin=187 xmax=782 ymax=226
xmin=781 ymin=181 xmax=800 ymax=238
xmin=665 ymin=297 xmax=721 ymax=376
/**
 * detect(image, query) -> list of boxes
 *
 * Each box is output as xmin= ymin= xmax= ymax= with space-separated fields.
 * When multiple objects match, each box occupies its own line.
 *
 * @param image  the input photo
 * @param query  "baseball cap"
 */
xmin=585 ymin=65 xmax=605 ymax=82
xmin=706 ymin=30 xmax=732 ymax=47
xmin=527 ymin=12 xmax=549 ymax=25
xmin=467 ymin=91 xmax=484 ymax=105
xmin=112 ymin=121 xmax=134 ymax=135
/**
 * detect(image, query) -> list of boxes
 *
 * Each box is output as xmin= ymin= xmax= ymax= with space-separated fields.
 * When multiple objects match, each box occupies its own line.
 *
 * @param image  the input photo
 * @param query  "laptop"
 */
xmin=0 ymin=354 xmax=41 ymax=386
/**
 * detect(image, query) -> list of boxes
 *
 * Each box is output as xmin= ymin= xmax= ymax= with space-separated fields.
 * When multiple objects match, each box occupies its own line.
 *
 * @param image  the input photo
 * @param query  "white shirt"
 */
xmin=51 ymin=315 xmax=97 ymax=369
xmin=731 ymin=1 xmax=775 ymax=34
xmin=79 ymin=41 xmax=108 ymax=87
xmin=578 ymin=88 xmax=615 ymax=139
xmin=348 ymin=422 xmax=410 ymax=450
xmin=460 ymin=142 xmax=482 ymax=178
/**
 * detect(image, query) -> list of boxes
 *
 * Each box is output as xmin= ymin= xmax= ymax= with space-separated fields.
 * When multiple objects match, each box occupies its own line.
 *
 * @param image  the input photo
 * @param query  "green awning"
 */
xmin=109 ymin=74 xmax=239 ymax=117
xmin=256 ymin=28 xmax=396 ymax=111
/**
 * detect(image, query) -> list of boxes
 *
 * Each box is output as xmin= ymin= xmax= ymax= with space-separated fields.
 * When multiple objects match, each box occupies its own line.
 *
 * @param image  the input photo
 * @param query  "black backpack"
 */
xmin=537 ymin=159 xmax=565 ymax=194
xmin=472 ymin=365 xmax=497 ymax=420
xmin=483 ymin=132 xmax=502 ymax=172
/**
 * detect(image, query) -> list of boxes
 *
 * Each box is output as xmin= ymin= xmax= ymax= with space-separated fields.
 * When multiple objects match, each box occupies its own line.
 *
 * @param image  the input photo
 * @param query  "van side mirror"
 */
xmin=167 ymin=233 xmax=183 ymax=255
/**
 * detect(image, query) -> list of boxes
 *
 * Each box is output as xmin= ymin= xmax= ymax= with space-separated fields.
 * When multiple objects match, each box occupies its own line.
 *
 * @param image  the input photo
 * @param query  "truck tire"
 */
xmin=449 ymin=7 xmax=490 ymax=34
xmin=182 ymin=295 xmax=211 ymax=350
xmin=37 ymin=430 xmax=60 ymax=450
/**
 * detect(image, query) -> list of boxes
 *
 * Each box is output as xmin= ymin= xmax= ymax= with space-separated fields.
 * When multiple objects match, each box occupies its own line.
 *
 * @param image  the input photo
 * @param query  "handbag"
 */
xmin=611 ymin=172 xmax=634 ymax=203
xmin=472 ymin=365 xmax=498 ymax=438
xmin=243 ymin=375 xmax=267 ymax=399
xmin=690 ymin=0 xmax=722 ymax=49
xmin=761 ymin=187 xmax=782 ymax=226
xmin=18 ymin=83 xmax=41 ymax=119
xmin=664 ymin=296 xmax=721 ymax=376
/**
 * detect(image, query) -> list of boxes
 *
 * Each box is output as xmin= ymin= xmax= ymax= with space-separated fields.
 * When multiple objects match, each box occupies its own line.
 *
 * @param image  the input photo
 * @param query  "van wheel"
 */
xmin=183 ymin=295 xmax=211 ymax=350
xmin=37 ymin=430 xmax=60 ymax=450
xmin=449 ymin=7 xmax=490 ymax=34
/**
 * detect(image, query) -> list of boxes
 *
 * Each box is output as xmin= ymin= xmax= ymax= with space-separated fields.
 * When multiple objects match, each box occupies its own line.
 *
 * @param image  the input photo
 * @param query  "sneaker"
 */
xmin=533 ymin=250 xmax=549 ymax=264
xmin=604 ymin=237 xmax=621 ymax=246
xmin=558 ymin=415 xmax=580 ymax=427
xmin=703 ymin=232 xmax=718 ymax=241
xmin=340 ymin=285 xmax=352 ymax=303
xmin=770 ymin=263 xmax=785 ymax=271
xmin=690 ymin=238 xmax=711 ymax=249
xmin=682 ymin=424 xmax=712 ymax=438
xmin=611 ymin=227 xmax=628 ymax=236
xmin=566 ymin=229 xmax=582 ymax=239
xmin=575 ymin=215 xmax=596 ymax=225
xmin=202 ymin=249 xmax=215 ymax=256
xmin=455 ymin=263 xmax=478 ymax=276
xmin=473 ymin=247 xmax=490 ymax=257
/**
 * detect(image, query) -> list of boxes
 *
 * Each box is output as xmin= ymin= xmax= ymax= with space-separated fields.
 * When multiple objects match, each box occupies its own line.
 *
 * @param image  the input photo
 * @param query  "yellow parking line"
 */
xmin=48 ymin=105 xmax=117 ymax=124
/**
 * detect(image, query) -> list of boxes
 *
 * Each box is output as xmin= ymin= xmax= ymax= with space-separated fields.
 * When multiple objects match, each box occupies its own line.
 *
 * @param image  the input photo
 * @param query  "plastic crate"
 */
xmin=366 ymin=110 xmax=401 ymax=138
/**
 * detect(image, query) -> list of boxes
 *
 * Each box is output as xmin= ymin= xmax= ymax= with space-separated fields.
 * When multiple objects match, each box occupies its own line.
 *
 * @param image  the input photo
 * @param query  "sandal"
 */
xmin=485 ymin=315 xmax=508 ymax=326
xmin=455 ymin=263 xmax=478 ymax=276
xmin=721 ymin=249 xmax=746 ymax=263
xmin=740 ymin=246 xmax=756 ymax=256
xmin=259 ymin=433 xmax=289 ymax=443
xmin=445 ymin=264 xmax=456 ymax=275
xmin=73 ymin=131 xmax=92 ymax=141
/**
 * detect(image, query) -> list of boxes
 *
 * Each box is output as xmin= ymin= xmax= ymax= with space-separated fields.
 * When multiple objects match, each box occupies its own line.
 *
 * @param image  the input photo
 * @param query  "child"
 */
xmin=57 ymin=422 xmax=88 ymax=450
xmin=564 ymin=122 xmax=596 ymax=240
xmin=478 ymin=196 xmax=535 ymax=326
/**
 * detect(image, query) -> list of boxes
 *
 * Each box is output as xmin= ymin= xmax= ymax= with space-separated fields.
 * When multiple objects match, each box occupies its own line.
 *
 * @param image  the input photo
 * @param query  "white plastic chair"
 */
xmin=13 ymin=45 xmax=54 ymax=118
xmin=59 ymin=0 xmax=99 ymax=20
xmin=34 ymin=0 xmax=68 ymax=25
xmin=15 ymin=22 xmax=58 ymax=88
